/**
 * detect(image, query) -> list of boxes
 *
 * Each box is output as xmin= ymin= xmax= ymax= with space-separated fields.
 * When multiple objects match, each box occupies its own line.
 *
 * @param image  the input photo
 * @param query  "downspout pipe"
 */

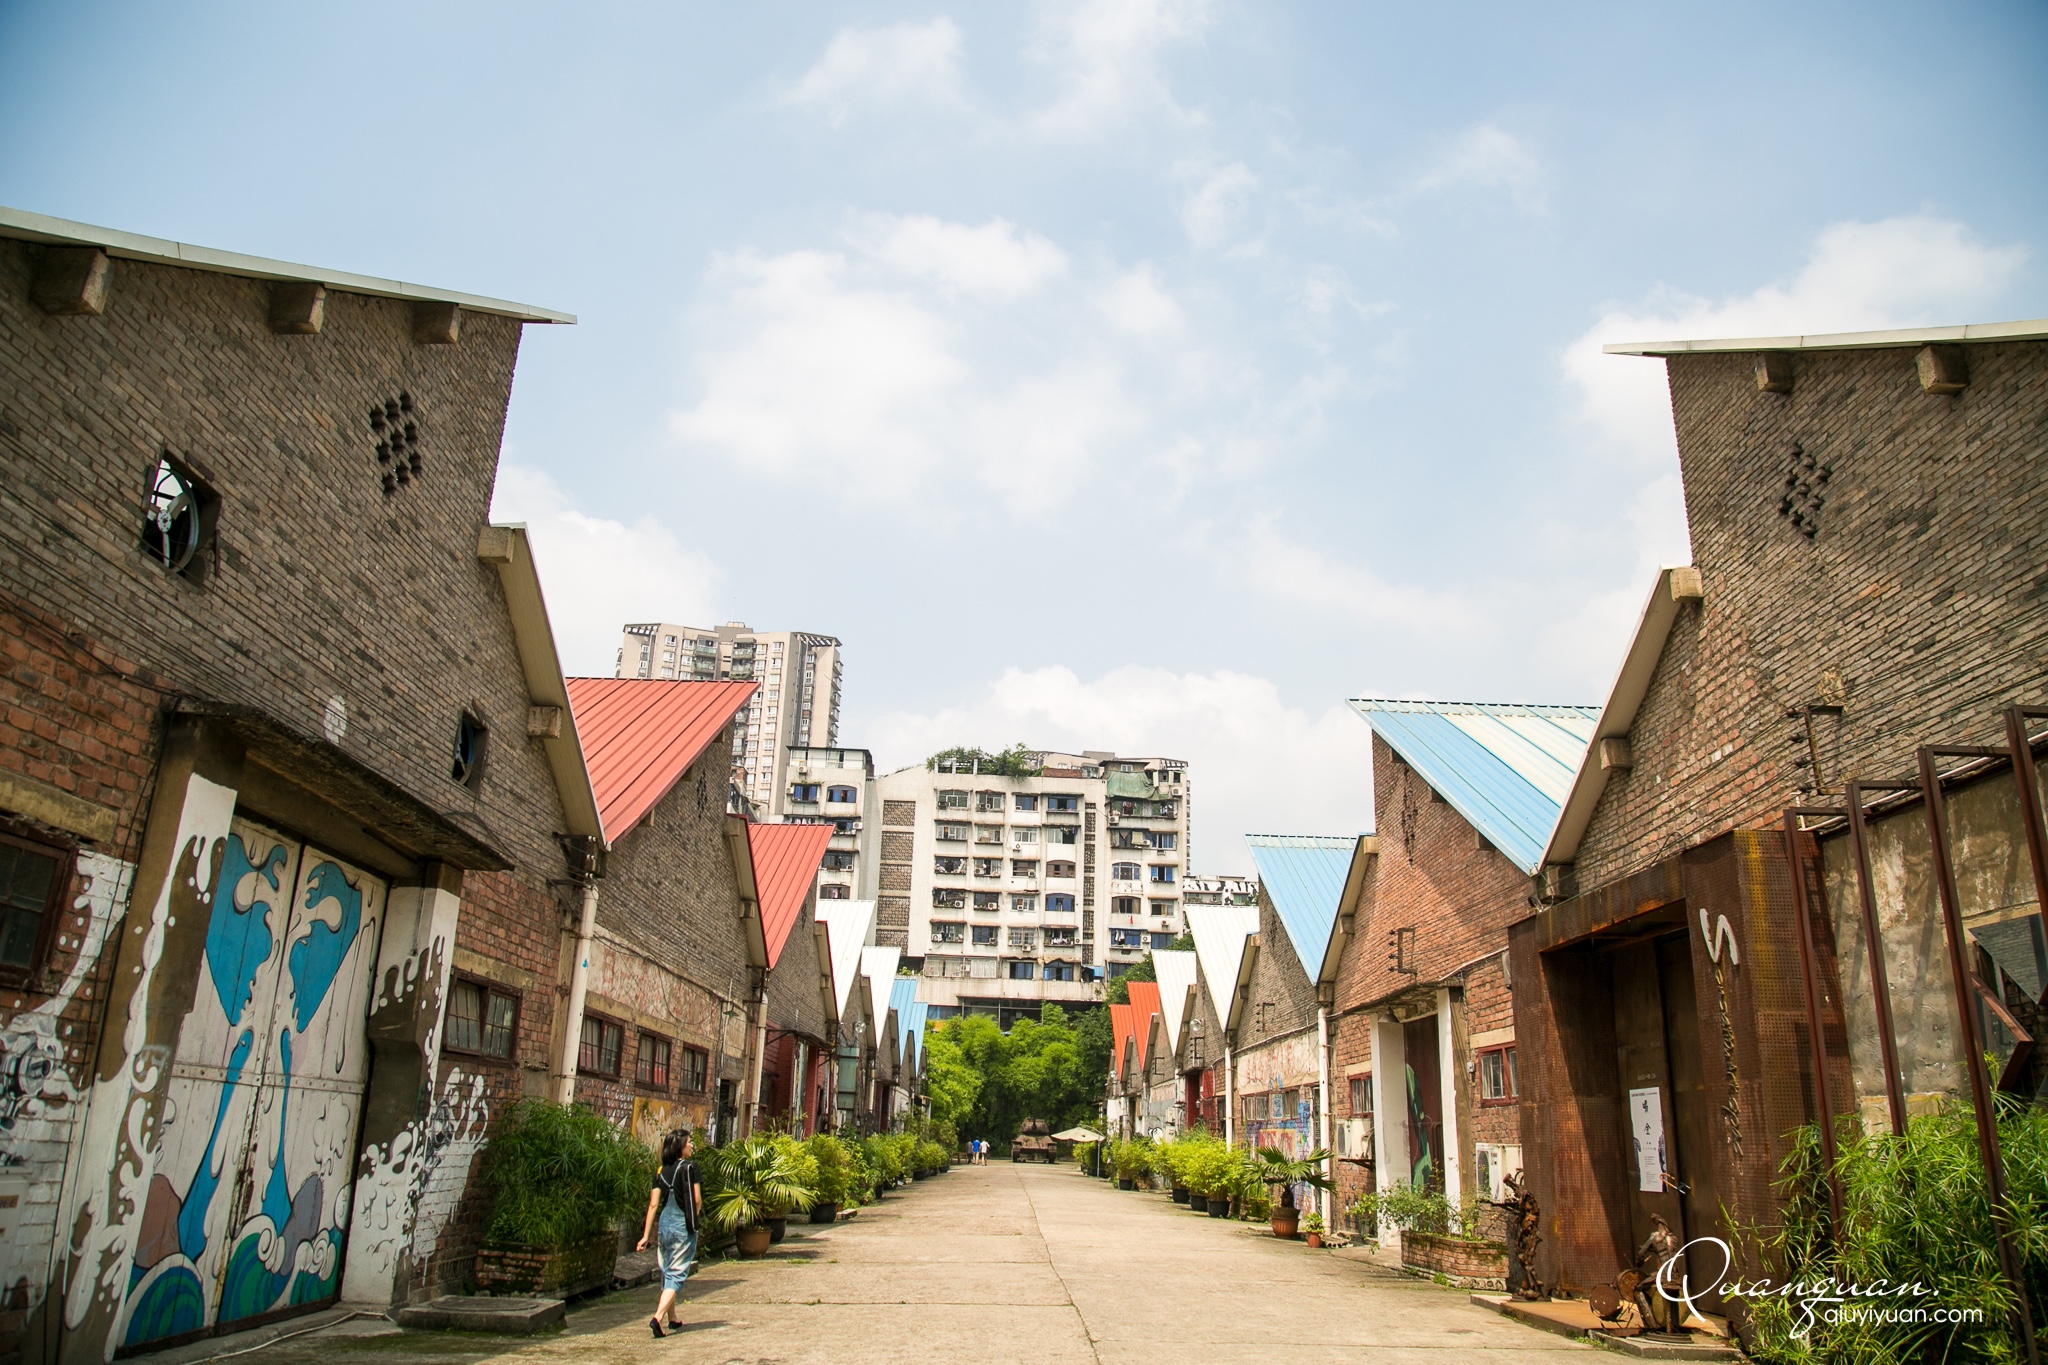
xmin=1223 ymin=1041 xmax=1235 ymax=1147
xmin=554 ymin=838 xmax=605 ymax=1104
xmin=1317 ymin=1005 xmax=1332 ymax=1225
xmin=747 ymin=979 xmax=769 ymax=1136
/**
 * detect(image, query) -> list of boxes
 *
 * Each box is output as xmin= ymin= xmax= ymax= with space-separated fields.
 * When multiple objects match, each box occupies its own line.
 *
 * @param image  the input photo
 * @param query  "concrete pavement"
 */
xmin=226 ymin=1162 xmax=1589 ymax=1364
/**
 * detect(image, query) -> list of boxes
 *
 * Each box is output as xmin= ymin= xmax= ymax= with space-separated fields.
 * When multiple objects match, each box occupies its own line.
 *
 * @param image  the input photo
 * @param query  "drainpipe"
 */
xmin=1223 ymin=1041 xmax=1235 ymax=1147
xmin=554 ymin=839 xmax=605 ymax=1104
xmin=746 ymin=980 xmax=769 ymax=1135
xmin=1317 ymin=1005 xmax=1332 ymax=1225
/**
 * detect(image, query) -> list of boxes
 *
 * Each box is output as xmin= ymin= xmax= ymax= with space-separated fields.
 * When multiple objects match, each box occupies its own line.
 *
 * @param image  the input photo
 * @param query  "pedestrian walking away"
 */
xmin=637 ymin=1130 xmax=703 ymax=1338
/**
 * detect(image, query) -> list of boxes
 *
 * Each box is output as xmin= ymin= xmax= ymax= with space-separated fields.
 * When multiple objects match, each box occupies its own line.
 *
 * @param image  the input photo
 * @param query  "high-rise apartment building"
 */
xmin=616 ymin=621 xmax=842 ymax=816
xmin=872 ymin=750 xmax=1189 ymax=1027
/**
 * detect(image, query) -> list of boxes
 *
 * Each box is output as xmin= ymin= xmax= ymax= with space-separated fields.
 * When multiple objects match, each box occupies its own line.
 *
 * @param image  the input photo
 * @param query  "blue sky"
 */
xmin=5 ymin=1 xmax=2044 ymax=872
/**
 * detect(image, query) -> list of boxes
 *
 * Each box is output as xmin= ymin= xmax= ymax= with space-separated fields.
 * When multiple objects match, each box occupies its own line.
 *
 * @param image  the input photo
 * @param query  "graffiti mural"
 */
xmin=120 ymin=818 xmax=383 ymax=1349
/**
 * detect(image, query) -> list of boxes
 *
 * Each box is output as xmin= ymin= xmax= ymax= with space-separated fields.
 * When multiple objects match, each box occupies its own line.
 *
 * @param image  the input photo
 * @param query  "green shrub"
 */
xmin=1113 ymin=1135 xmax=1157 ymax=1181
xmin=913 ymin=1138 xmax=950 ymax=1175
xmin=481 ymin=1099 xmax=654 ymax=1248
xmin=806 ymin=1134 xmax=863 ymax=1206
xmin=1360 ymin=1182 xmax=1455 ymax=1236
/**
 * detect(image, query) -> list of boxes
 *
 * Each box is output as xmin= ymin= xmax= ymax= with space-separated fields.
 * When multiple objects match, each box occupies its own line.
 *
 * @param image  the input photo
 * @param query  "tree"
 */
xmin=1103 ymin=955 xmax=1157 ymax=1005
xmin=925 ymin=744 xmax=1041 ymax=777
xmin=923 ymin=1004 xmax=1110 ymax=1148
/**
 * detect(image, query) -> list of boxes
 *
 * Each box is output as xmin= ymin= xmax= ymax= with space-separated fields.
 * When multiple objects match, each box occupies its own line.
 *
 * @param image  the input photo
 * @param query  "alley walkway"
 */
xmin=236 ymin=1163 xmax=1589 ymax=1365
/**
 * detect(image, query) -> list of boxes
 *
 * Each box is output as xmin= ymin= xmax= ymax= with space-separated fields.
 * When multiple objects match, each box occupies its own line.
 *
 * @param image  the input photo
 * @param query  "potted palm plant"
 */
xmin=704 ymin=1135 xmax=814 ymax=1258
xmin=1254 ymin=1146 xmax=1333 ymax=1239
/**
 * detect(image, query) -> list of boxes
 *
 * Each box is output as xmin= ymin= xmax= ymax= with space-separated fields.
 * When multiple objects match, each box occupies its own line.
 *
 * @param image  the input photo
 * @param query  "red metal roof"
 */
xmin=564 ymin=678 xmax=755 ymax=840
xmin=1126 ymin=980 xmax=1161 ymax=1071
xmin=748 ymin=821 xmax=836 ymax=969
xmin=1109 ymin=1002 xmax=1137 ymax=1078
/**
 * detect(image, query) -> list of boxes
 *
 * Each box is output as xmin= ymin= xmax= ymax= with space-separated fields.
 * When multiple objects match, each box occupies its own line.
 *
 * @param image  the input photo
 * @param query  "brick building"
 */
xmin=817 ymin=899 xmax=879 ymax=1130
xmin=1182 ymin=902 xmax=1258 ymax=1141
xmin=1326 ymin=703 xmax=1592 ymax=1251
xmin=0 ymin=207 xmax=580 ymax=1360
xmin=1512 ymin=320 xmax=2048 ymax=1333
xmin=751 ymin=821 xmax=840 ymax=1134
xmin=1106 ymin=980 xmax=1161 ymax=1138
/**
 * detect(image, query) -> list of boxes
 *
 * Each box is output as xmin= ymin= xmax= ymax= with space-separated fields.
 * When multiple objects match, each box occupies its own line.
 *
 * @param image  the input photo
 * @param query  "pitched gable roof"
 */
xmin=565 ymin=678 xmax=756 ymax=840
xmin=1125 ymin=980 xmax=1161 ymax=1072
xmin=859 ymin=946 xmax=901 ymax=1072
xmin=890 ymin=978 xmax=928 ymax=1074
xmin=748 ymin=822 xmax=836 ymax=968
xmin=1244 ymin=834 xmax=1358 ymax=982
xmin=1349 ymin=699 xmax=1597 ymax=874
xmin=1109 ymin=1002 xmax=1138 ymax=1079
xmin=1151 ymin=949 xmax=1197 ymax=1055
xmin=817 ymin=899 xmax=877 ymax=1020
xmin=1184 ymin=902 xmax=1260 ymax=1030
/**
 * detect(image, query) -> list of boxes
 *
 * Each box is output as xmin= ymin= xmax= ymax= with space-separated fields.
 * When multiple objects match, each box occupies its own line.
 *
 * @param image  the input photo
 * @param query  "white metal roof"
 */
xmin=1151 ymin=948 xmax=1198 ymax=1054
xmin=0 ymin=205 xmax=574 ymax=324
xmin=1604 ymin=317 xmax=2048 ymax=357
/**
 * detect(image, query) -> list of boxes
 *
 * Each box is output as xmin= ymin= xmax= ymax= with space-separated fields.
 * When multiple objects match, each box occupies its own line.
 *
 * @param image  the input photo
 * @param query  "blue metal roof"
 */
xmin=1349 ymin=699 xmax=1597 ymax=874
xmin=890 ymin=978 xmax=928 ymax=1066
xmin=1244 ymin=834 xmax=1360 ymax=982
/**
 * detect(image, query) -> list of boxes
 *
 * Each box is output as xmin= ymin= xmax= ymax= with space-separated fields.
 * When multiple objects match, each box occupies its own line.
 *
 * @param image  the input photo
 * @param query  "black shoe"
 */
xmin=650 ymin=1317 xmax=666 ymax=1338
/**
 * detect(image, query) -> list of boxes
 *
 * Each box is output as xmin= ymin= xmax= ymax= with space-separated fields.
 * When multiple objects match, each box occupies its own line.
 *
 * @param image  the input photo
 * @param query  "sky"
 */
xmin=4 ymin=1 xmax=2044 ymax=874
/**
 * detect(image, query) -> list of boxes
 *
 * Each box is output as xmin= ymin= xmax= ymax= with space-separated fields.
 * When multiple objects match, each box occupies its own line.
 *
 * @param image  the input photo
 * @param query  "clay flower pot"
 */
xmin=1305 ymin=1232 xmax=1324 ymax=1249
xmin=736 ymin=1225 xmax=772 ymax=1259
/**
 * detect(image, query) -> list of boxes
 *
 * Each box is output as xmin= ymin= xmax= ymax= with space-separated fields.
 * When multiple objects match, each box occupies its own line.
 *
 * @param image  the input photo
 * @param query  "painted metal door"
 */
xmin=121 ymin=817 xmax=384 ymax=1348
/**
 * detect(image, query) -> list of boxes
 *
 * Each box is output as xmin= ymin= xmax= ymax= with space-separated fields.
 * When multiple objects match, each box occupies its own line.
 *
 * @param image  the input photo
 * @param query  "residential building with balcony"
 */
xmin=784 ymin=745 xmax=878 ymax=903
xmin=872 ymin=750 xmax=1190 ymax=1028
xmin=614 ymin=621 xmax=842 ymax=817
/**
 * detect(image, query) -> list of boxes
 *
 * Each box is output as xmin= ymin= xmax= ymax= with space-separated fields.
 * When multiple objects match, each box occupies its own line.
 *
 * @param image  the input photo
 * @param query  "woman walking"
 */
xmin=637 ymin=1130 xmax=702 ymax=1338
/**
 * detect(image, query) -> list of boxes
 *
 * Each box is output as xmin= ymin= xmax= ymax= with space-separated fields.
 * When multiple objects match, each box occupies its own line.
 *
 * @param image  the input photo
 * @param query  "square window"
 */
xmin=1013 ymin=793 xmax=1037 ymax=811
xmin=577 ymin=1015 xmax=624 ymax=1077
xmin=0 ymin=834 xmax=66 ymax=981
xmin=444 ymin=977 xmax=518 ymax=1060
xmin=636 ymin=1033 xmax=672 ymax=1089
xmin=1478 ymin=1046 xmax=1518 ymax=1103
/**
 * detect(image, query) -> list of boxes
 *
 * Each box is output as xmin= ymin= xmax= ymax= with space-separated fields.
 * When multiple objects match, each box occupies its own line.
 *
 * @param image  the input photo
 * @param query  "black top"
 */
xmin=655 ymin=1159 xmax=701 ymax=1235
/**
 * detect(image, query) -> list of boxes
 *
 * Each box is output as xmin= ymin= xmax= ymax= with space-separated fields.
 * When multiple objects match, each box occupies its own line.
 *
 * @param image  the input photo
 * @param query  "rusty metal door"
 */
xmin=120 ymin=817 xmax=384 ymax=1349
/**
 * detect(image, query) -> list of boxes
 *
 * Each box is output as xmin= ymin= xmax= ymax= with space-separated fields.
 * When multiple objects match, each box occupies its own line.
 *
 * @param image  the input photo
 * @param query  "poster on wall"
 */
xmin=1628 ymin=1087 xmax=1665 ymax=1193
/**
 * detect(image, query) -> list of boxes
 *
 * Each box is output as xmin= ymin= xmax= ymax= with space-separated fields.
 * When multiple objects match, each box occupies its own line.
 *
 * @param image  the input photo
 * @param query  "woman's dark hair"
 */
xmin=661 ymin=1130 xmax=686 ymax=1165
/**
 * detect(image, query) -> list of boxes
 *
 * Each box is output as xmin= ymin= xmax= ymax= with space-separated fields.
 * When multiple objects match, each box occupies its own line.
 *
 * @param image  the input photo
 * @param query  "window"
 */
xmin=1109 ymin=928 xmax=1146 ymax=948
xmin=1013 ymin=794 xmax=1038 ymax=811
xmin=1479 ymin=1045 xmax=1518 ymax=1104
xmin=931 ymin=921 xmax=965 ymax=944
xmin=1149 ymin=899 xmax=1176 ymax=916
xmin=578 ymin=1015 xmax=624 ymax=1077
xmin=935 ymin=821 xmax=969 ymax=842
xmin=1007 ymin=961 xmax=1035 ymax=980
xmin=1047 ymin=860 xmax=1076 ymax=879
xmin=827 ymin=785 xmax=857 ymax=803
xmin=935 ymin=856 xmax=967 ymax=875
xmin=1008 ymin=928 xmax=1036 ymax=949
xmin=1010 ymin=859 xmax=1038 ymax=877
xmin=451 ymin=710 xmax=488 ymax=788
xmin=681 ymin=1046 xmax=709 ymax=1093
xmin=1349 ymin=1075 xmax=1374 ymax=1119
xmin=833 ymin=818 xmax=858 ymax=836
xmin=975 ymin=791 xmax=1006 ymax=813
xmin=1112 ymin=896 xmax=1141 ymax=915
xmin=1044 ymin=825 xmax=1078 ymax=845
xmin=1046 ymin=795 xmax=1079 ymax=813
xmin=790 ymin=783 xmax=821 ymax=802
xmin=140 ymin=452 xmax=219 ymax=581
xmin=1043 ymin=961 xmax=1076 ymax=981
xmin=0 ymin=833 xmax=67 ymax=982
xmin=1150 ymin=933 xmax=1175 ymax=950
xmin=1011 ymin=893 xmax=1037 ymax=912
xmin=974 ymin=857 xmax=1003 ymax=878
xmin=1146 ymin=831 xmax=1177 ymax=850
xmin=972 ymin=925 xmax=999 ymax=946
xmin=1045 ymin=893 xmax=1075 ymax=915
xmin=973 ymin=891 xmax=1002 ymax=911
xmin=1149 ymin=865 xmax=1175 ymax=884
xmin=1011 ymin=827 xmax=1038 ymax=844
xmin=823 ymin=850 xmax=855 ymax=870
xmin=932 ymin=889 xmax=966 ymax=909
xmin=937 ymin=790 xmax=969 ymax=810
xmin=636 ymin=1033 xmax=672 ymax=1089
xmin=819 ymin=883 xmax=851 ymax=899
xmin=1111 ymin=861 xmax=1141 ymax=881
xmin=445 ymin=977 xmax=519 ymax=1060
xmin=974 ymin=825 xmax=1005 ymax=844
xmin=1046 ymin=928 xmax=1077 ymax=947
xmin=1244 ymin=1093 xmax=1269 ymax=1121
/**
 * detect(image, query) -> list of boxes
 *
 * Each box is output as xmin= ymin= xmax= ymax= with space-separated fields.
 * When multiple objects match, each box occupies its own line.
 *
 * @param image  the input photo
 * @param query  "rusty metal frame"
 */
xmin=1780 ymin=806 xmax=1848 ymax=1231
xmin=1844 ymin=779 xmax=1917 ymax=1136
xmin=1917 ymin=739 xmax=2040 ymax=1361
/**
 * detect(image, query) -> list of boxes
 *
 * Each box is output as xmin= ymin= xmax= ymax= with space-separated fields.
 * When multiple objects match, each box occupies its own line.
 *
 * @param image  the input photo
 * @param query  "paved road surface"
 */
xmin=233 ymin=1162 xmax=1588 ymax=1364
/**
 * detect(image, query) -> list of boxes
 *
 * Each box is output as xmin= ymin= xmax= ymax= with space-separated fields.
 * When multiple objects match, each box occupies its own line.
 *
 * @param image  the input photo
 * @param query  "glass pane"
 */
xmin=482 ymin=990 xmax=516 ymax=1057
xmin=1 ymin=844 xmax=57 ymax=913
xmin=0 ymin=910 xmax=40 ymax=970
xmin=601 ymin=1022 xmax=622 ymax=1074
xmin=446 ymin=980 xmax=483 ymax=1052
xmin=578 ymin=1015 xmax=604 ymax=1072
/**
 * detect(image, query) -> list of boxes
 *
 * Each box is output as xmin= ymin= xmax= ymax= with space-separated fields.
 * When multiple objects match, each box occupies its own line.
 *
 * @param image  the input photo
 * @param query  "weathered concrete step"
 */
xmin=394 ymin=1295 xmax=566 ymax=1333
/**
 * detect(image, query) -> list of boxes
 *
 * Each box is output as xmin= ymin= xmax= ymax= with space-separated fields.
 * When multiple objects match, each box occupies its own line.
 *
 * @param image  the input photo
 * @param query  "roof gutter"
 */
xmin=1603 ymin=316 xmax=2048 ymax=357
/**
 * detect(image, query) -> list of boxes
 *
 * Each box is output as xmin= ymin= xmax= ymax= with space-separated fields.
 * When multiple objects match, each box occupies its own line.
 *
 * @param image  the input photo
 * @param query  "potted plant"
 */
xmin=1302 ymin=1212 xmax=1326 ymax=1248
xmin=1114 ymin=1136 xmax=1154 ymax=1191
xmin=805 ymin=1134 xmax=856 ymax=1223
xmin=475 ymin=1100 xmax=653 ymax=1296
xmin=1254 ymin=1146 xmax=1333 ymax=1239
xmin=762 ymin=1134 xmax=820 ymax=1242
xmin=704 ymin=1135 xmax=814 ymax=1258
xmin=1367 ymin=1183 xmax=1509 ymax=1285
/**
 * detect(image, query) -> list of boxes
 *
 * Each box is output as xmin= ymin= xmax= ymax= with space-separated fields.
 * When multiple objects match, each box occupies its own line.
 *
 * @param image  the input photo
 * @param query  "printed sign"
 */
xmin=1629 ymin=1087 xmax=1666 ymax=1194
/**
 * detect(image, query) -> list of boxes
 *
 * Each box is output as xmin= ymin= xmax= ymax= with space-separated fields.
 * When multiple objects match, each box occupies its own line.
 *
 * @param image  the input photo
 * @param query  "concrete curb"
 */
xmin=394 ymin=1295 xmax=566 ymax=1333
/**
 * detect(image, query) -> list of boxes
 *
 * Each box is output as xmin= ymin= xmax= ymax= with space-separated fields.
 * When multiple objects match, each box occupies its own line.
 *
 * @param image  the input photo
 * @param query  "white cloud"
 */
xmin=1177 ymin=158 xmax=1258 ymax=251
xmin=488 ymin=463 xmax=724 ymax=676
xmin=668 ymin=243 xmax=1137 ymax=516
xmin=1226 ymin=518 xmax=1487 ymax=637
xmin=848 ymin=213 xmax=1068 ymax=299
xmin=1566 ymin=215 xmax=2029 ymax=466
xmin=862 ymin=665 xmax=1374 ymax=874
xmin=1097 ymin=263 xmax=1183 ymax=335
xmin=1407 ymin=124 xmax=1546 ymax=214
xmin=1029 ymin=0 xmax=1213 ymax=136
xmin=783 ymin=18 xmax=965 ymax=124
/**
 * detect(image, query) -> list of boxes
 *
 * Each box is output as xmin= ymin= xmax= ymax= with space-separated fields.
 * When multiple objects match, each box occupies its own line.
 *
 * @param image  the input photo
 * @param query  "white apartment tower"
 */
xmin=616 ymin=621 xmax=843 ymax=817
xmin=872 ymin=751 xmax=1189 ymax=1028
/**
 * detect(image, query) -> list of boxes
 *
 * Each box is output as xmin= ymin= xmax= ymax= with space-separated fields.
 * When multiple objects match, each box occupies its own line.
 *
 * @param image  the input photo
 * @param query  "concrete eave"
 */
xmin=0 ymin=205 xmax=575 ymax=324
xmin=480 ymin=524 xmax=603 ymax=844
xmin=1603 ymin=317 xmax=2048 ymax=357
xmin=1542 ymin=566 xmax=1697 ymax=869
